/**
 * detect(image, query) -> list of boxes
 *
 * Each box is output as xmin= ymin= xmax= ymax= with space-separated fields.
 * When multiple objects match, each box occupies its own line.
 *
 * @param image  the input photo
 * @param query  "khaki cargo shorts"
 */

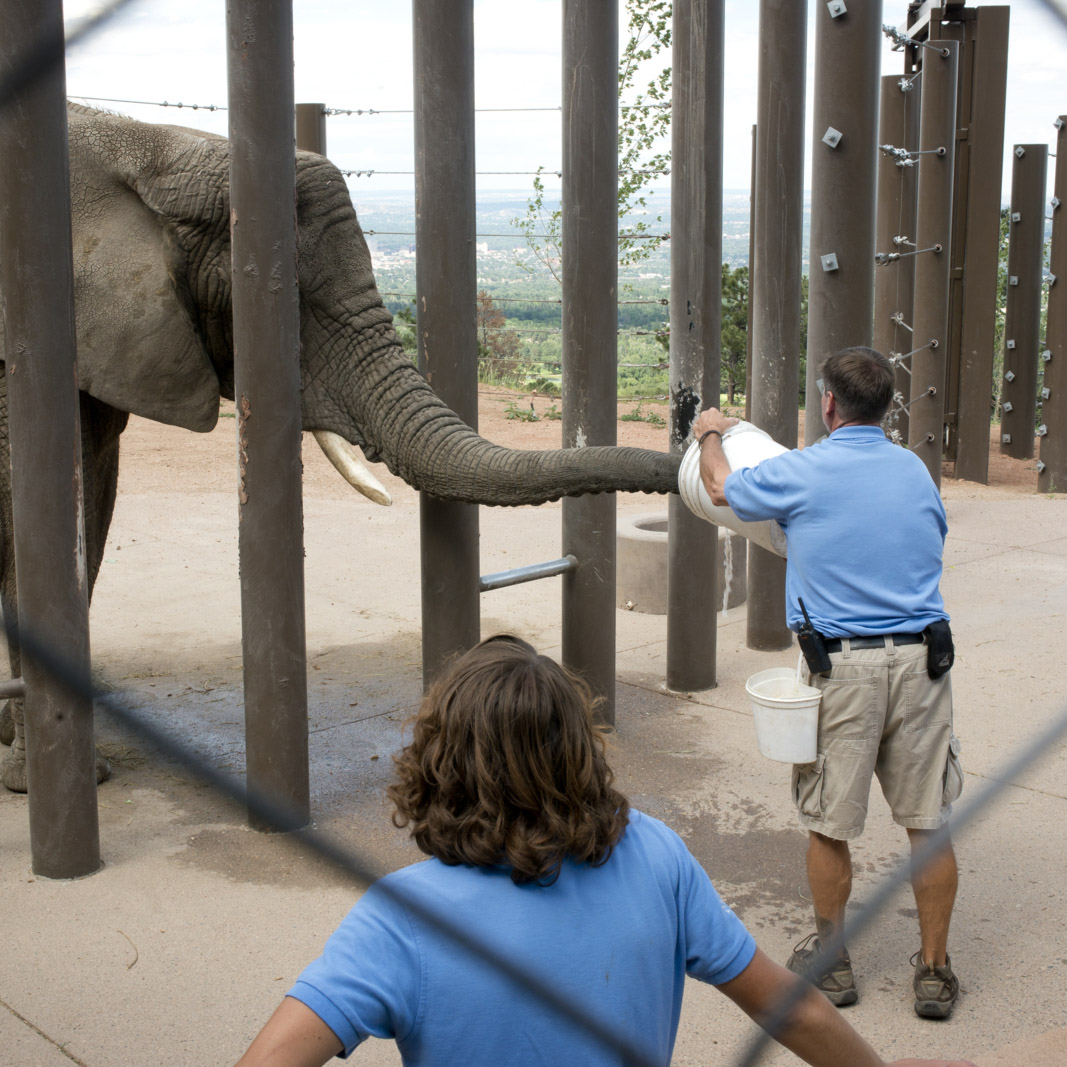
xmin=791 ymin=636 xmax=963 ymax=841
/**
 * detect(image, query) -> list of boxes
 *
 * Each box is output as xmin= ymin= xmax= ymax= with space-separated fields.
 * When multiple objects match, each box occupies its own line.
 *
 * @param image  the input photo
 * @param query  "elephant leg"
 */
xmin=0 ymin=384 xmax=126 ymax=792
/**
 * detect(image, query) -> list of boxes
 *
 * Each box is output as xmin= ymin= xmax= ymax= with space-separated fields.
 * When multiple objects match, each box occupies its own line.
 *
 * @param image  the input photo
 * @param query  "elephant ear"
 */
xmin=67 ymin=106 xmax=224 ymax=432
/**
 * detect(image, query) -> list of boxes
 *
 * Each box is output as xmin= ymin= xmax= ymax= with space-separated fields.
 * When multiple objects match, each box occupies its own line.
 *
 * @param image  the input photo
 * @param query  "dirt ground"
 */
xmin=122 ymin=383 xmax=1044 ymax=500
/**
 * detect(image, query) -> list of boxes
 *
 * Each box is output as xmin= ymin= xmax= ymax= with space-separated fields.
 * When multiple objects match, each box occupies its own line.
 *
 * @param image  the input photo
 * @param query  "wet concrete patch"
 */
xmin=611 ymin=681 xmax=808 ymax=924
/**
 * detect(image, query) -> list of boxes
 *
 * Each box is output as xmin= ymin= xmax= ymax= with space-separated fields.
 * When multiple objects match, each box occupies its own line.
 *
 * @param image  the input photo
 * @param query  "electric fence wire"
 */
xmin=73 ymin=96 xmax=671 ymax=118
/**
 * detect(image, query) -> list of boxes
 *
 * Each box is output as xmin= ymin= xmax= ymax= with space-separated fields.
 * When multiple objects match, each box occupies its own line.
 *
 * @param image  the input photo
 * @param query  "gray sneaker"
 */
xmin=911 ymin=951 xmax=959 ymax=1019
xmin=786 ymin=932 xmax=858 ymax=1007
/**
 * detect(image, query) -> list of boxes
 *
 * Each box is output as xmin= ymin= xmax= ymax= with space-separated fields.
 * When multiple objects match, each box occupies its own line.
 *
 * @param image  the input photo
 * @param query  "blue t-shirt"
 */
xmin=288 ymin=810 xmax=756 ymax=1065
xmin=724 ymin=425 xmax=949 ymax=636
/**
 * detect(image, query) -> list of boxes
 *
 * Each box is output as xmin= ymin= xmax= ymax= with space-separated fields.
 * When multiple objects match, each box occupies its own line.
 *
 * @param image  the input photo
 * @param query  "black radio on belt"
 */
xmin=796 ymin=597 xmax=832 ymax=677
xmin=925 ymin=619 xmax=954 ymax=679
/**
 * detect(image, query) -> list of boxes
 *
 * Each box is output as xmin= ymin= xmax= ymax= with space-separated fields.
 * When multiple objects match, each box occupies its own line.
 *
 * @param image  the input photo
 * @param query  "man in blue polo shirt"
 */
xmin=692 ymin=346 xmax=962 ymax=1020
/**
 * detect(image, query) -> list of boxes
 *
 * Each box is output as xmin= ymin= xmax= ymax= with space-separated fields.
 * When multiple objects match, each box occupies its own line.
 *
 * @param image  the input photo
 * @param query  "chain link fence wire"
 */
xmin=6 ymin=9 xmax=1067 ymax=1065
xmin=10 ymin=611 xmax=1067 ymax=1066
xmin=11 ymin=620 xmax=664 ymax=1067
xmin=0 ymin=0 xmax=137 ymax=113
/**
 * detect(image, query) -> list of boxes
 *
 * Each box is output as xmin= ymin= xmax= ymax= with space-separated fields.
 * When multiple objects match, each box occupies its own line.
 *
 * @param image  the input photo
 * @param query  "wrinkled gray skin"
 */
xmin=0 ymin=104 xmax=680 ymax=792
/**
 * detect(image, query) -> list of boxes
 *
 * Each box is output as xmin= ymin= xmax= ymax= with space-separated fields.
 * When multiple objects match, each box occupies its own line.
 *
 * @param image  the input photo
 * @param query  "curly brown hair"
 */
xmin=388 ymin=635 xmax=630 ymax=885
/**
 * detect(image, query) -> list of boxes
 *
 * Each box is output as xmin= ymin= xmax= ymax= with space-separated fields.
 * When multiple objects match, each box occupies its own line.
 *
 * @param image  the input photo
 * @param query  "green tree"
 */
xmin=721 ymin=263 xmax=748 ymax=402
xmin=393 ymin=300 xmax=417 ymax=357
xmin=511 ymin=0 xmax=672 ymax=278
xmin=476 ymin=290 xmax=525 ymax=385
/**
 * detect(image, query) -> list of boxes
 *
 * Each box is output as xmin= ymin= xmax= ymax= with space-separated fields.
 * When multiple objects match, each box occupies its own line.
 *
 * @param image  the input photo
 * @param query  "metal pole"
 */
xmin=746 ymin=0 xmax=805 ymax=653
xmin=907 ymin=41 xmax=958 ymax=488
xmin=804 ymin=0 xmax=883 ymax=446
xmin=874 ymin=73 xmax=919 ymax=444
xmin=1039 ymin=116 xmax=1067 ymax=494
xmin=295 ymin=102 xmax=326 ymax=156
xmin=227 ymin=0 xmax=310 ymax=830
xmin=665 ymin=0 xmax=724 ymax=692
xmin=999 ymin=145 xmax=1048 ymax=461
xmin=413 ymin=0 xmax=481 ymax=688
xmin=933 ymin=6 xmax=1010 ymax=483
xmin=561 ymin=0 xmax=618 ymax=725
xmin=745 ymin=123 xmax=756 ymax=423
xmin=0 ymin=0 xmax=100 ymax=877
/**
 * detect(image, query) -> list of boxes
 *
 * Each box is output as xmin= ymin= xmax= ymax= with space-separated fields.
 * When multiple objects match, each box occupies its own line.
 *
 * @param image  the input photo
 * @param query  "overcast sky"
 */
xmin=61 ymin=0 xmax=1067 ymax=206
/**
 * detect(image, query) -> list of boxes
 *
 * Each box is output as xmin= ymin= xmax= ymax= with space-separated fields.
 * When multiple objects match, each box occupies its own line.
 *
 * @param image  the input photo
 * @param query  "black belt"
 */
xmin=824 ymin=632 xmax=925 ymax=653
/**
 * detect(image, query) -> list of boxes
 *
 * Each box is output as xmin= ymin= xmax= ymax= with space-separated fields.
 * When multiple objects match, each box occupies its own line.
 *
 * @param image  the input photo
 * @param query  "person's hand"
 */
xmin=886 ymin=1060 xmax=978 ymax=1066
xmin=692 ymin=408 xmax=739 ymax=441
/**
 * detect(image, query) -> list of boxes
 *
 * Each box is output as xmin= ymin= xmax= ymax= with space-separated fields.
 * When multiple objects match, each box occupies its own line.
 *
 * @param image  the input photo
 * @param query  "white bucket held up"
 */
xmin=745 ymin=667 xmax=821 ymax=763
xmin=677 ymin=420 xmax=789 ymax=557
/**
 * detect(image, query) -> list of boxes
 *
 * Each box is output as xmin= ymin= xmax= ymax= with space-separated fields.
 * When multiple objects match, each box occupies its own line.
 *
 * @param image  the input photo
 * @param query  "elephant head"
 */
xmin=66 ymin=103 xmax=681 ymax=505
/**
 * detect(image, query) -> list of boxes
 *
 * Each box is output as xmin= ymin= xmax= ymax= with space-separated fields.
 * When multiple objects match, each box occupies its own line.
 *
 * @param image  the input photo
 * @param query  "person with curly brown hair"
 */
xmin=237 ymin=636 xmax=973 ymax=1067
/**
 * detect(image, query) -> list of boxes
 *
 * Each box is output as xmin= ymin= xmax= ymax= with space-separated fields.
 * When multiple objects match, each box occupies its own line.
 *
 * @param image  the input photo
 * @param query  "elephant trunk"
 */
xmin=319 ymin=324 xmax=681 ymax=508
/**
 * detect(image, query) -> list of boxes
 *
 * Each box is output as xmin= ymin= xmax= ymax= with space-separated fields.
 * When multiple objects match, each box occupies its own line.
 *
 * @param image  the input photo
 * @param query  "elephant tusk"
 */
xmin=312 ymin=429 xmax=392 ymax=506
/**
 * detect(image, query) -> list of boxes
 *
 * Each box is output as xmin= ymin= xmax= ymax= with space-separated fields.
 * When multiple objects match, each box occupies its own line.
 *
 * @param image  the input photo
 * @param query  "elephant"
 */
xmin=0 ymin=103 xmax=680 ymax=792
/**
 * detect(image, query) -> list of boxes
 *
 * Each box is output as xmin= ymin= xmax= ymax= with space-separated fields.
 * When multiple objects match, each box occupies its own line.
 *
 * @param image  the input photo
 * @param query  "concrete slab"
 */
xmin=2 ymin=431 xmax=1066 ymax=1066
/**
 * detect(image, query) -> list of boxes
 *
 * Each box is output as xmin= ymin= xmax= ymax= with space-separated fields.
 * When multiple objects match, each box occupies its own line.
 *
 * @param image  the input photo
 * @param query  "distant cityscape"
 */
xmin=350 ymin=188 xmax=813 ymax=294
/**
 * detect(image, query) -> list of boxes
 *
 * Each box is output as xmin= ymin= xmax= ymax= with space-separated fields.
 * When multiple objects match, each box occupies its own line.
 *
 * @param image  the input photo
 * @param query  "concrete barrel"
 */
xmin=617 ymin=512 xmax=747 ymax=615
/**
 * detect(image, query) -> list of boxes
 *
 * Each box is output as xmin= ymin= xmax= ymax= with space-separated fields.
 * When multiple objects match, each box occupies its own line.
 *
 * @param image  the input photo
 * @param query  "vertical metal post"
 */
xmin=746 ymin=0 xmax=805 ymax=653
xmin=295 ymin=103 xmax=326 ymax=156
xmin=666 ymin=0 xmax=723 ymax=692
xmin=745 ymin=123 xmax=756 ymax=422
xmin=227 ymin=0 xmax=309 ymax=830
xmin=999 ymin=145 xmax=1048 ymax=461
xmin=1039 ymin=117 xmax=1067 ymax=494
xmin=0 ymin=0 xmax=100 ymax=877
xmin=561 ymin=0 xmax=617 ymax=725
xmin=932 ymin=6 xmax=1010 ymax=483
xmin=874 ymin=73 xmax=920 ymax=443
xmin=907 ymin=41 xmax=958 ymax=488
xmin=804 ymin=0 xmax=883 ymax=446
xmin=413 ymin=0 xmax=480 ymax=687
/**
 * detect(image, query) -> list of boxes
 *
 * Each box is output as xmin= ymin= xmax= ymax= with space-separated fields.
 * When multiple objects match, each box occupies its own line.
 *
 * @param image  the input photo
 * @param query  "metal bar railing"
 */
xmin=479 ymin=555 xmax=578 ymax=593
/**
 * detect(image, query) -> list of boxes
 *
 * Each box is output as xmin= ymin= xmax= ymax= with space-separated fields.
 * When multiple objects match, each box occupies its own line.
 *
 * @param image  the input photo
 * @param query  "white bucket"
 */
xmin=677 ymin=421 xmax=789 ymax=557
xmin=745 ymin=667 xmax=821 ymax=764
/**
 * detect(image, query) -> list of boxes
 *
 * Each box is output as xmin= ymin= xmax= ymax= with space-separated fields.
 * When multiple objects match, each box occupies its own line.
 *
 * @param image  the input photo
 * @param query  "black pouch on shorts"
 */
xmin=925 ymin=619 xmax=954 ymax=679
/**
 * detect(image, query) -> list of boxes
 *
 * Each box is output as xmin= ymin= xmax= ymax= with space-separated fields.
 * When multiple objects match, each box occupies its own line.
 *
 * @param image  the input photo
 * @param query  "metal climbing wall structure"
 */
xmin=1040 ymin=117 xmax=1067 ymax=493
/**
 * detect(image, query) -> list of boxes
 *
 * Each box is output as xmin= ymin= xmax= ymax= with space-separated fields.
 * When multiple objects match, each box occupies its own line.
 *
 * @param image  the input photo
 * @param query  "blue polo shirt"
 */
xmin=288 ymin=810 xmax=755 ymax=1065
xmin=724 ymin=425 xmax=948 ymax=636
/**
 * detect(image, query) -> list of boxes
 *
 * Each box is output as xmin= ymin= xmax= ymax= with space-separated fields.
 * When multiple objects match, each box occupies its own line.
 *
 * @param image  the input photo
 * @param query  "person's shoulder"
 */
xmin=365 ymin=858 xmax=444 ymax=906
xmin=623 ymin=809 xmax=692 ymax=859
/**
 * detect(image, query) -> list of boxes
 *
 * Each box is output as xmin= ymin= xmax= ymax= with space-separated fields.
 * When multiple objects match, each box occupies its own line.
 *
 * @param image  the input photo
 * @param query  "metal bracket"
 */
xmin=820 ymin=252 xmax=840 ymax=272
xmin=1043 ymin=349 xmax=1053 ymax=362
xmin=1004 ymin=369 xmax=1016 ymax=382
xmin=828 ymin=0 xmax=847 ymax=17
xmin=1009 ymin=275 xmax=1019 ymax=286
xmin=1001 ymin=400 xmax=1013 ymax=413
xmin=1006 ymin=338 xmax=1016 ymax=349
xmin=1037 ymin=460 xmax=1048 ymax=474
xmin=1037 ymin=424 xmax=1048 ymax=437
xmin=1053 ymin=197 xmax=1062 ymax=210
xmin=822 ymin=127 xmax=843 ymax=148
xmin=1011 ymin=211 xmax=1022 ymax=223
xmin=1015 ymin=145 xmax=1026 ymax=158
xmin=1042 ymin=387 xmax=1051 ymax=400
xmin=1001 ymin=433 xmax=1012 ymax=444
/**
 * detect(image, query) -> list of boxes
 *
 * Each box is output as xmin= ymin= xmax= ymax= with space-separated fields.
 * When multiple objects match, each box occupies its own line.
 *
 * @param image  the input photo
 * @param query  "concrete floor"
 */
xmin=2 ymin=461 xmax=1066 ymax=1065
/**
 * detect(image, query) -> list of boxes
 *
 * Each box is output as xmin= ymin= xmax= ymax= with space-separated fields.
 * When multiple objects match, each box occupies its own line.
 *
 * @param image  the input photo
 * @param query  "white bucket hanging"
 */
xmin=678 ymin=420 xmax=789 ymax=557
xmin=745 ymin=664 xmax=822 ymax=763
